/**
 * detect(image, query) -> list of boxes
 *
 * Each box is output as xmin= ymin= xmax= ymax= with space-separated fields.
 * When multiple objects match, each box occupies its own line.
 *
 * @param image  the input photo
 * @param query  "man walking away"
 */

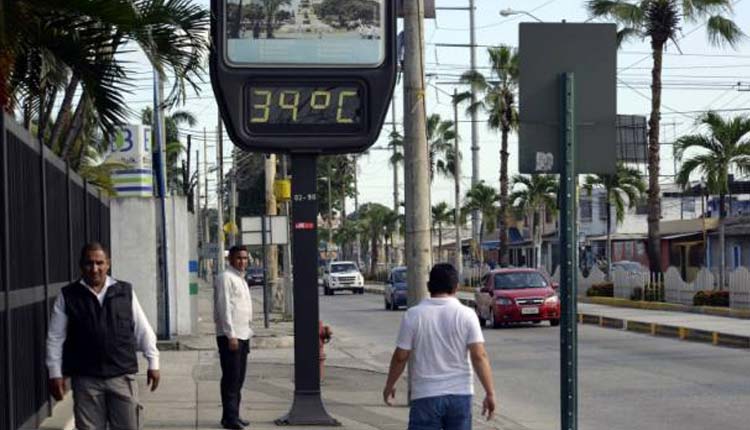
xmin=383 ymin=263 xmax=496 ymax=429
xmin=214 ymin=245 xmax=253 ymax=429
xmin=46 ymin=242 xmax=160 ymax=430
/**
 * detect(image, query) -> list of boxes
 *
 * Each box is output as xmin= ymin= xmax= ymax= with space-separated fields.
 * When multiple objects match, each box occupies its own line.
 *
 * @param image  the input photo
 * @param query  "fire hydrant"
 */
xmin=319 ymin=321 xmax=333 ymax=382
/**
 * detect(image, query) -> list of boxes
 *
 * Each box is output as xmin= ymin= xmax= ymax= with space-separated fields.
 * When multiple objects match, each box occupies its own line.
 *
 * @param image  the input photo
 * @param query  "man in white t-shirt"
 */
xmin=382 ymin=263 xmax=496 ymax=429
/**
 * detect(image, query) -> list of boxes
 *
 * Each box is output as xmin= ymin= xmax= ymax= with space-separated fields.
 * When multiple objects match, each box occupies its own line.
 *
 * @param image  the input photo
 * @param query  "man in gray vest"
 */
xmin=46 ymin=242 xmax=160 ymax=429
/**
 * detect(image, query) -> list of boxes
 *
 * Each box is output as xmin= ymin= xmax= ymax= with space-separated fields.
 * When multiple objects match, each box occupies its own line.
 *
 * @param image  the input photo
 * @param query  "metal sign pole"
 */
xmin=559 ymin=72 xmax=578 ymax=430
xmin=276 ymin=154 xmax=339 ymax=426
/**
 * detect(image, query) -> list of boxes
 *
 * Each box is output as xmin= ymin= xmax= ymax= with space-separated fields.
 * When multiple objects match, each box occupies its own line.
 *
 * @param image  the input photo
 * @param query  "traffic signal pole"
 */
xmin=275 ymin=154 xmax=339 ymax=426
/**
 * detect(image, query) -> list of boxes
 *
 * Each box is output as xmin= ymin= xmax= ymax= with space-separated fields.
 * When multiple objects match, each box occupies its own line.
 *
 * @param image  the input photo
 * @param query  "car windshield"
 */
xmin=391 ymin=270 xmax=407 ymax=283
xmin=494 ymin=272 xmax=548 ymax=289
xmin=331 ymin=263 xmax=357 ymax=273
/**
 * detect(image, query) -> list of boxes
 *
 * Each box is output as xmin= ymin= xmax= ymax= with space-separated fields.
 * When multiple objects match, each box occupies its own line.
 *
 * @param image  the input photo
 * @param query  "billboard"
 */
xmin=108 ymin=125 xmax=153 ymax=197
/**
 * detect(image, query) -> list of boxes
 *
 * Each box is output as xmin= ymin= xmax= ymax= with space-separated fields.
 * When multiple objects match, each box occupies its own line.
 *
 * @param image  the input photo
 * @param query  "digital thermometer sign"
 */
xmin=210 ymin=0 xmax=396 ymax=154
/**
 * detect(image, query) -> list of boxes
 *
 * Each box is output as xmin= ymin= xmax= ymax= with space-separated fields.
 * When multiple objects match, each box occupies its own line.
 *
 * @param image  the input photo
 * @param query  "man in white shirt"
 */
xmin=46 ymin=242 xmax=160 ymax=430
xmin=214 ymin=245 xmax=253 ymax=430
xmin=383 ymin=263 xmax=496 ymax=429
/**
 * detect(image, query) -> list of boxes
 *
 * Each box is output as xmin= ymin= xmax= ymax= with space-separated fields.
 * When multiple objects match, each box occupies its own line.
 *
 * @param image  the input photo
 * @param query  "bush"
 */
xmin=693 ymin=290 xmax=729 ymax=307
xmin=587 ymin=282 xmax=614 ymax=297
xmin=630 ymin=283 xmax=665 ymax=302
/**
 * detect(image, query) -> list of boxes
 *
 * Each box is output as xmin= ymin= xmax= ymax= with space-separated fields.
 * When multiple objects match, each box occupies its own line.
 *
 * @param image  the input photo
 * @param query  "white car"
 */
xmin=323 ymin=261 xmax=365 ymax=295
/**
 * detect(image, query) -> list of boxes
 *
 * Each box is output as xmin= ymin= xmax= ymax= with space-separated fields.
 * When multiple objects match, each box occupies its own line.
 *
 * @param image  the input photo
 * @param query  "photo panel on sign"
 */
xmin=519 ymin=23 xmax=617 ymax=174
xmin=223 ymin=0 xmax=385 ymax=67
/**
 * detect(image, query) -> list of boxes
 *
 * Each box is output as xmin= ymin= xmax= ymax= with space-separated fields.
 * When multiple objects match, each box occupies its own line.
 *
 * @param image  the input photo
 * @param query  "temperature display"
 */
xmin=246 ymin=84 xmax=364 ymax=133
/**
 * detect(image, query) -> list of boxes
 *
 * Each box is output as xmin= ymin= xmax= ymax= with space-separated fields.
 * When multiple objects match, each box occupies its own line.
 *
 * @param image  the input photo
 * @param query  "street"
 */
xmin=321 ymin=289 xmax=750 ymax=430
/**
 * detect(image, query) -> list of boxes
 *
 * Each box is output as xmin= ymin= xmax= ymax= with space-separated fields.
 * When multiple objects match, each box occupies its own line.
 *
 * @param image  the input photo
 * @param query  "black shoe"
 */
xmin=221 ymin=419 xmax=244 ymax=429
xmin=238 ymin=417 xmax=250 ymax=426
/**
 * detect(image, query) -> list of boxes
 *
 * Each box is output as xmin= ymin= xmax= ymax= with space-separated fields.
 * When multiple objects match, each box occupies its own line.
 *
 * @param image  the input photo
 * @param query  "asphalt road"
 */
xmin=320 ymin=289 xmax=750 ymax=430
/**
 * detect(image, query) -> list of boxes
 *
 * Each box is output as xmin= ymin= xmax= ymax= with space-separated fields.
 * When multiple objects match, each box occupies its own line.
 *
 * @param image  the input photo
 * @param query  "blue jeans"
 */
xmin=409 ymin=394 xmax=473 ymax=430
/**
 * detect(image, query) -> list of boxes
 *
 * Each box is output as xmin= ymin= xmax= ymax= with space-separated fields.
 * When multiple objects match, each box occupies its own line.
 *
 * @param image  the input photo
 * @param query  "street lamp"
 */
xmin=499 ymin=8 xmax=544 ymax=22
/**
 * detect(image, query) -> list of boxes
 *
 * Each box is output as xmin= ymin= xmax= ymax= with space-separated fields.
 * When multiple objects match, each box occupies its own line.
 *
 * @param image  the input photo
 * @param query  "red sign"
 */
xmin=295 ymin=222 xmax=315 ymax=230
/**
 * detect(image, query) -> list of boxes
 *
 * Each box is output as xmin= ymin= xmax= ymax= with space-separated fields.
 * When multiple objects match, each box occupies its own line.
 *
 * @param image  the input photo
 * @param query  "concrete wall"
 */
xmin=110 ymin=198 xmax=160 ymax=329
xmin=110 ymin=196 xmax=197 ymax=337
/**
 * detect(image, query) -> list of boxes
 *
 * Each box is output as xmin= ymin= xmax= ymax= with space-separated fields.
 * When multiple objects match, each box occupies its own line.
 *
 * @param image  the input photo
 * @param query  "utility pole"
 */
xmin=196 ymin=149 xmax=201 ymax=276
xmin=403 ymin=0 xmax=432 ymax=305
xmin=280 ymin=155 xmax=293 ymax=319
xmin=203 ymin=128 xmax=210 ymax=279
xmin=229 ymin=148 xmax=238 ymax=246
xmin=354 ymin=161 xmax=361 ymax=268
xmin=153 ymin=68 xmax=171 ymax=339
xmin=468 ymin=0 xmax=480 ymax=252
xmin=217 ymin=117 xmax=225 ymax=273
xmin=453 ymin=89 xmax=463 ymax=279
xmin=391 ymin=96 xmax=400 ymax=266
xmin=264 ymin=154 xmax=279 ymax=310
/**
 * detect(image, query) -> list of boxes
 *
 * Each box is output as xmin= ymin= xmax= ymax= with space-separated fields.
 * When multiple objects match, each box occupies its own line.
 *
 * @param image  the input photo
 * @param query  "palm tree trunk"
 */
xmin=499 ymin=126 xmax=510 ymax=267
xmin=606 ymin=199 xmax=612 ymax=281
xmin=49 ymin=75 xmax=80 ymax=152
xmin=61 ymin=97 xmax=88 ymax=162
xmin=719 ymin=192 xmax=726 ymax=289
xmin=646 ymin=40 xmax=664 ymax=273
xmin=370 ymin=235 xmax=379 ymax=276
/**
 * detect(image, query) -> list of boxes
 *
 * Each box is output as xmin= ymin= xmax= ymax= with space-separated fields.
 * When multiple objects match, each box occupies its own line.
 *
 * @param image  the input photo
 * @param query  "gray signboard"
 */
xmin=519 ymin=23 xmax=617 ymax=174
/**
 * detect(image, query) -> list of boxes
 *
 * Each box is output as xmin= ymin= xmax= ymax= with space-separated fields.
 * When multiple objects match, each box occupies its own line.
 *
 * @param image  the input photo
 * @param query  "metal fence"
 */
xmin=1 ymin=113 xmax=111 ymax=430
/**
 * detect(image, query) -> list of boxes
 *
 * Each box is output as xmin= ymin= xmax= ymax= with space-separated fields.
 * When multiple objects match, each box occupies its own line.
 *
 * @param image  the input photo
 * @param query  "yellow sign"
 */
xmin=274 ymin=179 xmax=291 ymax=202
xmin=223 ymin=222 xmax=238 ymax=235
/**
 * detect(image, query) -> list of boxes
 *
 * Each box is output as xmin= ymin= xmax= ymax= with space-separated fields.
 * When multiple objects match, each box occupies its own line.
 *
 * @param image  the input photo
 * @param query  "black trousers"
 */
xmin=217 ymin=336 xmax=250 ymax=422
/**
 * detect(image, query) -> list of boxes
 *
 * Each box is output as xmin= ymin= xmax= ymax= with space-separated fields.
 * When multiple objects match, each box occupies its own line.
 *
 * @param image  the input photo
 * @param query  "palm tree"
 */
xmin=509 ymin=175 xmax=559 ymax=269
xmin=2 ymin=0 xmax=208 ymax=164
xmin=463 ymin=181 xmax=499 ymax=268
xmin=584 ymin=165 xmax=647 ymax=279
xmin=141 ymin=108 xmax=197 ymax=194
xmin=456 ymin=45 xmax=519 ymax=268
xmin=261 ymin=0 xmax=291 ymax=38
xmin=587 ymin=0 xmax=743 ymax=272
xmin=383 ymin=210 xmax=400 ymax=268
xmin=426 ymin=114 xmax=456 ymax=182
xmin=432 ymin=202 xmax=453 ymax=262
xmin=359 ymin=203 xmax=392 ymax=276
xmin=675 ymin=112 xmax=750 ymax=288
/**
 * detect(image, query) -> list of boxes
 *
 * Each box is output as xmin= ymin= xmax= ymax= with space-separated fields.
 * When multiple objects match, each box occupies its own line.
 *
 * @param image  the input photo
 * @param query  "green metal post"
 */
xmin=559 ymin=72 xmax=578 ymax=430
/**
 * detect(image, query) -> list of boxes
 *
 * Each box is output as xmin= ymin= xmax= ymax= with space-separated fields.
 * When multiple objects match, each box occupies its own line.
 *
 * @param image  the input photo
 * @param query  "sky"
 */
xmin=120 ymin=0 xmax=750 ymax=212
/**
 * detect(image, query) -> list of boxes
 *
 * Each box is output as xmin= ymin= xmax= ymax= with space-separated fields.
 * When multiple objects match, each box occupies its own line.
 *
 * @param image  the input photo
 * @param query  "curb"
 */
xmin=363 ymin=285 xmax=750 ymax=350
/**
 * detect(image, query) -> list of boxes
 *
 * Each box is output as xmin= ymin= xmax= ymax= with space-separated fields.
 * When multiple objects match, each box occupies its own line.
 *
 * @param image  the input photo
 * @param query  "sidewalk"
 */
xmin=38 ymin=280 xmax=515 ymax=430
xmin=364 ymin=284 xmax=750 ymax=349
xmin=139 ymin=281 xmax=516 ymax=430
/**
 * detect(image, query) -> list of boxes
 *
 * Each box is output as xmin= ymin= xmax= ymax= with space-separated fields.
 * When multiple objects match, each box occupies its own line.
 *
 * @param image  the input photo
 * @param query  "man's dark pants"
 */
xmin=217 ymin=336 xmax=250 ymax=423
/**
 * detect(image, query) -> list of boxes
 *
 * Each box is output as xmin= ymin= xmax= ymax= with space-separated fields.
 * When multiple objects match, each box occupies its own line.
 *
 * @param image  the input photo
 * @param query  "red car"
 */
xmin=474 ymin=268 xmax=560 ymax=328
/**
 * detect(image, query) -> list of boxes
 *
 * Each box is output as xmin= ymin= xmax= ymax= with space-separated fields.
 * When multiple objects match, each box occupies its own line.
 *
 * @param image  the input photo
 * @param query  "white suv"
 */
xmin=323 ymin=261 xmax=365 ymax=295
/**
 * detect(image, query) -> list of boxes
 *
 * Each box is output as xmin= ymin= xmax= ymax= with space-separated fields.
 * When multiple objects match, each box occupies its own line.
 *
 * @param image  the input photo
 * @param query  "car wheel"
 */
xmin=550 ymin=318 xmax=560 ymax=327
xmin=324 ymin=286 xmax=332 ymax=296
xmin=358 ymin=288 xmax=365 ymax=295
xmin=384 ymin=297 xmax=390 ymax=310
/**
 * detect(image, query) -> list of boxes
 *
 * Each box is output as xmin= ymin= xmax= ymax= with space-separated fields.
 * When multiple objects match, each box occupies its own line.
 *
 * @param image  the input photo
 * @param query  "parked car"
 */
xmin=474 ymin=268 xmax=560 ymax=328
xmin=322 ymin=261 xmax=365 ymax=295
xmin=384 ymin=266 xmax=407 ymax=310
xmin=245 ymin=267 xmax=264 ymax=286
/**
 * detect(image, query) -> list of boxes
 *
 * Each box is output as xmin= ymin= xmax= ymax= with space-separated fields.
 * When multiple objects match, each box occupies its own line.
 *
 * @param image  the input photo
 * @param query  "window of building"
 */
xmin=580 ymin=198 xmax=592 ymax=222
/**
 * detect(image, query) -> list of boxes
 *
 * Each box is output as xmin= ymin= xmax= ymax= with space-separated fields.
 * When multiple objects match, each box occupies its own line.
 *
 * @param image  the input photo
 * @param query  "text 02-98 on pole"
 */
xmin=209 ymin=0 xmax=398 ymax=154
